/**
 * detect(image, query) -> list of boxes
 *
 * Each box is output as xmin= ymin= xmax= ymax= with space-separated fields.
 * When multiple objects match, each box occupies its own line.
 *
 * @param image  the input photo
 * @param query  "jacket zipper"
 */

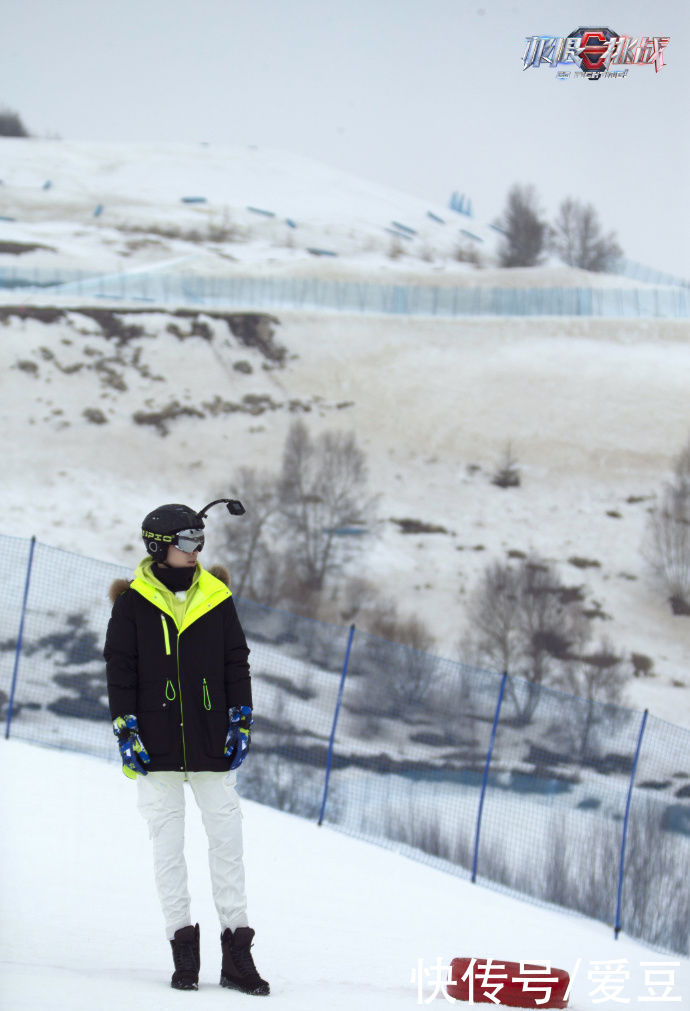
xmin=176 ymin=633 xmax=188 ymax=772
xmin=202 ymin=677 xmax=211 ymax=711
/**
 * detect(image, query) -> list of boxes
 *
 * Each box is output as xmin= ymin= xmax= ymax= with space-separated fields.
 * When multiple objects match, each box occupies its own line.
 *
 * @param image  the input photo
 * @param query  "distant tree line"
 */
xmin=494 ymin=183 xmax=622 ymax=272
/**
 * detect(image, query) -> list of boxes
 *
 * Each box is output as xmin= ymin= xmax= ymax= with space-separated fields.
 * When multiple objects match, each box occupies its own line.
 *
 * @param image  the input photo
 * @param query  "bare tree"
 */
xmin=647 ymin=436 xmax=690 ymax=613
xmin=555 ymin=637 xmax=627 ymax=755
xmin=218 ymin=423 xmax=377 ymax=611
xmin=463 ymin=556 xmax=622 ymax=724
xmin=279 ymin=420 xmax=374 ymax=595
xmin=465 ymin=561 xmax=524 ymax=675
xmin=494 ymin=184 xmax=547 ymax=268
xmin=549 ymin=197 xmax=622 ymax=272
xmin=218 ymin=466 xmax=282 ymax=599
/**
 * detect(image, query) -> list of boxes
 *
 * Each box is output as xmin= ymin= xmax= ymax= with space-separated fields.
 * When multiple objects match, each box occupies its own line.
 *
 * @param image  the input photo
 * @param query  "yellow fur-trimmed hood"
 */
xmin=108 ymin=563 xmax=230 ymax=604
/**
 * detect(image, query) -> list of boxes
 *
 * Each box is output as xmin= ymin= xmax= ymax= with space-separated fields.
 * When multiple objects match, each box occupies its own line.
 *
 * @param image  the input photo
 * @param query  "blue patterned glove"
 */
xmin=224 ymin=705 xmax=252 ymax=769
xmin=113 ymin=714 xmax=150 ymax=779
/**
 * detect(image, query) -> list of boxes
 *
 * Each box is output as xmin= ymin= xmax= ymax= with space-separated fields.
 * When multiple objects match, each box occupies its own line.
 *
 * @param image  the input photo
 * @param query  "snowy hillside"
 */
xmin=1 ymin=140 xmax=689 ymax=730
xmin=0 ymin=139 xmax=674 ymax=286
xmin=0 ymin=138 xmax=502 ymax=280
xmin=2 ymin=739 xmax=688 ymax=1010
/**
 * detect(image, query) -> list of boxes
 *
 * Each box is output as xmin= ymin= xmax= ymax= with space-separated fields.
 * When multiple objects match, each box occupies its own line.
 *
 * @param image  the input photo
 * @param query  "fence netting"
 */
xmin=1 ymin=266 xmax=689 ymax=317
xmin=1 ymin=535 xmax=688 ymax=956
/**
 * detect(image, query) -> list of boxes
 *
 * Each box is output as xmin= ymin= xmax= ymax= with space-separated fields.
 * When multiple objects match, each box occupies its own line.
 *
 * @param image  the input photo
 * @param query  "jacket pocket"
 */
xmin=199 ymin=678 xmax=226 ymax=758
xmin=202 ymin=711 xmax=228 ymax=759
xmin=138 ymin=685 xmax=175 ymax=757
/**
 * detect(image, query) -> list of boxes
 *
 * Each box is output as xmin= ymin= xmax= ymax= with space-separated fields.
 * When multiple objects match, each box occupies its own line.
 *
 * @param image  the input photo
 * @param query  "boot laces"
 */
xmin=234 ymin=942 xmax=259 ymax=979
xmin=174 ymin=940 xmax=197 ymax=973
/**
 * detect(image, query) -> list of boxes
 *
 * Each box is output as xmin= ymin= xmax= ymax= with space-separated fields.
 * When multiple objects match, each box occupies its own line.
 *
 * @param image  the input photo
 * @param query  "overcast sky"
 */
xmin=2 ymin=0 xmax=688 ymax=276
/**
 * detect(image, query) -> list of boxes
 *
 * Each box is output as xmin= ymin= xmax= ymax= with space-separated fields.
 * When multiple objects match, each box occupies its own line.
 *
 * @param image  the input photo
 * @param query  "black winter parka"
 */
xmin=104 ymin=560 xmax=252 ymax=773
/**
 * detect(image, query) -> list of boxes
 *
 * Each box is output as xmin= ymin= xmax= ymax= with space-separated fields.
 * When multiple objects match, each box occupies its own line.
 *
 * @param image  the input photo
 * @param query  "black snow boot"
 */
xmin=170 ymin=923 xmax=200 ymax=990
xmin=220 ymin=927 xmax=270 ymax=996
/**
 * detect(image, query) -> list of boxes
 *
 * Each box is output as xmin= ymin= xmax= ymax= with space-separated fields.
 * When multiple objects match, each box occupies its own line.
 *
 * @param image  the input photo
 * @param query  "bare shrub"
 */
xmin=541 ymin=809 xmax=620 ymax=924
xmin=363 ymin=604 xmax=436 ymax=656
xmin=330 ymin=575 xmax=381 ymax=624
xmin=549 ymin=197 xmax=622 ymax=272
xmin=620 ymin=796 xmax=690 ymax=954
xmin=453 ymin=242 xmax=481 ymax=266
xmin=491 ymin=443 xmax=521 ymax=488
xmin=82 ymin=407 xmax=108 ymax=425
xmin=206 ymin=209 xmax=242 ymax=244
xmin=391 ymin=517 xmax=448 ymax=534
xmin=239 ymin=752 xmax=335 ymax=820
xmin=118 ymin=216 xmax=245 ymax=245
xmin=380 ymin=792 xmax=474 ymax=868
xmin=15 ymin=360 xmax=38 ymax=375
xmin=132 ymin=400 xmax=204 ymax=436
xmin=0 ymin=107 xmax=30 ymax=137
xmin=387 ymin=236 xmax=405 ymax=260
xmin=352 ymin=601 xmax=440 ymax=717
xmin=630 ymin=652 xmax=654 ymax=678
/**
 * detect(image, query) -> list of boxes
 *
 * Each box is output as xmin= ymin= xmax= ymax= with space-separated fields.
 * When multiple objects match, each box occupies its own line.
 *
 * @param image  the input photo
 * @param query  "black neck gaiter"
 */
xmin=153 ymin=563 xmax=195 ymax=593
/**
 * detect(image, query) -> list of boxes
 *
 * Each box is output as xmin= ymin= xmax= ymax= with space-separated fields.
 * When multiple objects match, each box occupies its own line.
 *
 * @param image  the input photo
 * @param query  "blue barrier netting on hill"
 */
xmin=1 ymin=265 xmax=689 ymax=317
xmin=1 ymin=534 xmax=688 ymax=955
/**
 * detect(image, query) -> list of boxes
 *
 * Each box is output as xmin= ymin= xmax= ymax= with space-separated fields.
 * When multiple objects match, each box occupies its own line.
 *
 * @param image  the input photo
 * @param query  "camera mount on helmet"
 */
xmin=197 ymin=499 xmax=246 ymax=519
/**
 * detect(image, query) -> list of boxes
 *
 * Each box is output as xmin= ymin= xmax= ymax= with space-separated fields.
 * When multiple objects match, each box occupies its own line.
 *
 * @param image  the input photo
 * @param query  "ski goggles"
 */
xmin=173 ymin=528 xmax=205 ymax=553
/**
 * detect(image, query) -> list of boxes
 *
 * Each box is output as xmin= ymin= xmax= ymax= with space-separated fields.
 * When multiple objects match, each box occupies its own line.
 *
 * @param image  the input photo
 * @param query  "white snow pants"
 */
xmin=136 ymin=770 xmax=249 ymax=940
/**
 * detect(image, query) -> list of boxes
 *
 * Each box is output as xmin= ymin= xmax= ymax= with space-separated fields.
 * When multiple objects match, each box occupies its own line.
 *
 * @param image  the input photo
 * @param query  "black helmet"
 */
xmin=142 ymin=503 xmax=204 ymax=559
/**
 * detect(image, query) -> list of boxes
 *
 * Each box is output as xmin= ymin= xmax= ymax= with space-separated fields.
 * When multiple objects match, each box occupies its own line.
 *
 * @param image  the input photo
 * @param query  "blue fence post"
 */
xmin=318 ymin=623 xmax=356 ymax=826
xmin=614 ymin=708 xmax=648 ymax=940
xmin=471 ymin=670 xmax=508 ymax=883
xmin=5 ymin=536 xmax=36 ymax=740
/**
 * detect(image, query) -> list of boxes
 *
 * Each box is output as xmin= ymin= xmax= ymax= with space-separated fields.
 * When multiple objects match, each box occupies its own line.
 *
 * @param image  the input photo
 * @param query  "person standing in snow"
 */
xmin=103 ymin=500 xmax=269 ymax=995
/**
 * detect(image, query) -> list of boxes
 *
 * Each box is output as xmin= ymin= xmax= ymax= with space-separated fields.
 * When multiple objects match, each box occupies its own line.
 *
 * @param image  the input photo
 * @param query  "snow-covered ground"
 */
xmin=1 ymin=139 xmax=689 ymax=731
xmin=2 ymin=738 xmax=688 ymax=1010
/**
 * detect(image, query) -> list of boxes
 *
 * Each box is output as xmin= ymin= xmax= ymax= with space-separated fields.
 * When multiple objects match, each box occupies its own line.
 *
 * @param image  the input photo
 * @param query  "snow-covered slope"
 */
xmin=0 ymin=138 xmax=501 ymax=279
xmin=2 ymin=739 xmax=688 ymax=1010
xmin=1 ymin=140 xmax=689 ymax=730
